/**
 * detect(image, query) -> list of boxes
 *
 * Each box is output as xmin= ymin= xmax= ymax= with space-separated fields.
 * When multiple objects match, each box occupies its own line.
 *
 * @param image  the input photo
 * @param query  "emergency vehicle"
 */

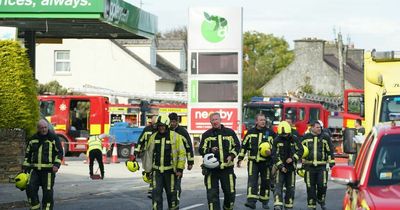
xmin=332 ymin=122 xmax=400 ymax=210
xmin=39 ymin=95 xmax=110 ymax=155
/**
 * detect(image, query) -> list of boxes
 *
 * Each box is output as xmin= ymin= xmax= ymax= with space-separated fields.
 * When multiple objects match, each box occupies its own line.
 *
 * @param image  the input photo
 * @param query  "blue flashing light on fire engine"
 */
xmin=250 ymin=96 xmax=287 ymax=103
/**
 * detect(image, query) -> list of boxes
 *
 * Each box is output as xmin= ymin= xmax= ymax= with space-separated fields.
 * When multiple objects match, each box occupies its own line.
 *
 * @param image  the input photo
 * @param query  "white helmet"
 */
xmin=203 ymin=153 xmax=219 ymax=169
xmin=317 ymin=120 xmax=324 ymax=128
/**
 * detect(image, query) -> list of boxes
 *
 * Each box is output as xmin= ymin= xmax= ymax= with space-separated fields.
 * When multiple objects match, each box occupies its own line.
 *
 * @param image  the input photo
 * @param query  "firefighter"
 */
xmin=272 ymin=121 xmax=303 ymax=210
xmin=134 ymin=115 xmax=157 ymax=198
xmin=352 ymin=119 xmax=365 ymax=163
xmin=23 ymin=119 xmax=63 ymax=210
xmin=145 ymin=115 xmax=186 ymax=210
xmin=302 ymin=120 xmax=335 ymax=210
xmin=237 ymin=113 xmax=276 ymax=209
xmin=168 ymin=112 xmax=194 ymax=198
xmin=87 ymin=133 xmax=108 ymax=179
xmin=199 ymin=112 xmax=241 ymax=210
xmin=285 ymin=118 xmax=299 ymax=138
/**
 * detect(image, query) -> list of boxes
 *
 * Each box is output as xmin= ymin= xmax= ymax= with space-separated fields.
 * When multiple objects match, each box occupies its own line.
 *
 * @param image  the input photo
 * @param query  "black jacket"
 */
xmin=171 ymin=125 xmax=194 ymax=165
xmin=199 ymin=125 xmax=240 ymax=169
xmin=301 ymin=132 xmax=335 ymax=167
xmin=23 ymin=132 xmax=63 ymax=170
xmin=272 ymin=134 xmax=303 ymax=172
xmin=238 ymin=127 xmax=276 ymax=164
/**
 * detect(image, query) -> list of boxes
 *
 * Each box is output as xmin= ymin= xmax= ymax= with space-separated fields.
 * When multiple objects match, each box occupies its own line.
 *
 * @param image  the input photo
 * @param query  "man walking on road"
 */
xmin=238 ymin=113 xmax=276 ymax=209
xmin=135 ymin=115 xmax=157 ymax=198
xmin=145 ymin=115 xmax=187 ymax=210
xmin=87 ymin=134 xmax=108 ymax=179
xmin=168 ymin=112 xmax=194 ymax=198
xmin=23 ymin=119 xmax=63 ymax=210
xmin=301 ymin=121 xmax=335 ymax=210
xmin=272 ymin=121 xmax=303 ymax=210
xmin=199 ymin=112 xmax=241 ymax=210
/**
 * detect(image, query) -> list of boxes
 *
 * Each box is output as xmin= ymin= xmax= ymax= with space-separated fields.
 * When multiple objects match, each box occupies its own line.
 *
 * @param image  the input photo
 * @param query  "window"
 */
xmin=380 ymin=96 xmax=400 ymax=122
xmin=54 ymin=50 xmax=71 ymax=73
xmin=347 ymin=92 xmax=363 ymax=114
xmin=299 ymin=108 xmax=305 ymax=121
xmin=285 ymin=107 xmax=297 ymax=122
xmin=369 ymin=134 xmax=400 ymax=186
xmin=39 ymin=100 xmax=55 ymax=117
xmin=309 ymin=108 xmax=320 ymax=123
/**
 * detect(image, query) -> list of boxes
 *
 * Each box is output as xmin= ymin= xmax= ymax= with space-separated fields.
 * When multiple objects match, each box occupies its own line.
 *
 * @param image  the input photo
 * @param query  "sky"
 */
xmin=1 ymin=0 xmax=399 ymax=51
xmin=126 ymin=0 xmax=400 ymax=51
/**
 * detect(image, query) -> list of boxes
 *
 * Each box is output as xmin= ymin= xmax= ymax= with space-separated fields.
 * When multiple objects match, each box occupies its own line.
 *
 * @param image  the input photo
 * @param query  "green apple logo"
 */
xmin=201 ymin=12 xmax=228 ymax=43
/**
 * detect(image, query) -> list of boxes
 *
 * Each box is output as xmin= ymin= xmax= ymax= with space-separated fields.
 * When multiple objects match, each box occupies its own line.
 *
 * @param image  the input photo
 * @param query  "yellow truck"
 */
xmin=363 ymin=50 xmax=400 ymax=134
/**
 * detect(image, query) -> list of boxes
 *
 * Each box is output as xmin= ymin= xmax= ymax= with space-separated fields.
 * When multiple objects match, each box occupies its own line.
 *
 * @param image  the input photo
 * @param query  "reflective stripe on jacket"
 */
xmin=23 ymin=132 xmax=63 ymax=170
xmin=238 ymin=127 xmax=276 ymax=163
xmin=87 ymin=136 xmax=102 ymax=153
xmin=147 ymin=130 xmax=186 ymax=173
xmin=302 ymin=133 xmax=335 ymax=166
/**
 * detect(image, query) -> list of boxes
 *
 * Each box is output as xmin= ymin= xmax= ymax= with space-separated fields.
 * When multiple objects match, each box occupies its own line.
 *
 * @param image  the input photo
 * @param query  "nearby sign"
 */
xmin=188 ymin=7 xmax=242 ymax=134
xmin=190 ymin=108 xmax=238 ymax=131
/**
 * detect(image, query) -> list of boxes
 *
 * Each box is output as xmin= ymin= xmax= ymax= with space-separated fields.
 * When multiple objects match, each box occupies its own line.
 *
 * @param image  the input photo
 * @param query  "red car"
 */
xmin=331 ymin=122 xmax=400 ymax=210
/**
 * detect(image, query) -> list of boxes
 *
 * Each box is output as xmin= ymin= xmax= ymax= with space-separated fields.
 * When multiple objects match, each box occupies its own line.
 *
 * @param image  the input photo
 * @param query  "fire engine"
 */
xmin=243 ymin=89 xmax=364 ymax=157
xmin=39 ymin=95 xmax=110 ymax=155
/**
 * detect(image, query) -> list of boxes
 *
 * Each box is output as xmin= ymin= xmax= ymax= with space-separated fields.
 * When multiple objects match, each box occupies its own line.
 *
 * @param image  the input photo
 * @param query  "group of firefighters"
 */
xmin=16 ymin=111 xmax=335 ymax=210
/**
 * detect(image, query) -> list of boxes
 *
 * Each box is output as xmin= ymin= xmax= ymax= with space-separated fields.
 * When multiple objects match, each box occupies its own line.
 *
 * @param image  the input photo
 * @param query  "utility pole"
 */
xmin=337 ymin=32 xmax=345 ymax=98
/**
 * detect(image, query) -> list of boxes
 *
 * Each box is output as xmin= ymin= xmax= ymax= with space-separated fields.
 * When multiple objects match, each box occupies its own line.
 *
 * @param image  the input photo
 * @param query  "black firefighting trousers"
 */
xmin=26 ymin=169 xmax=56 ymax=210
xmin=89 ymin=149 xmax=104 ymax=177
xmin=304 ymin=166 xmax=328 ymax=209
xmin=152 ymin=170 xmax=179 ymax=210
xmin=273 ymin=169 xmax=296 ymax=209
xmin=204 ymin=167 xmax=236 ymax=210
xmin=246 ymin=160 xmax=271 ymax=205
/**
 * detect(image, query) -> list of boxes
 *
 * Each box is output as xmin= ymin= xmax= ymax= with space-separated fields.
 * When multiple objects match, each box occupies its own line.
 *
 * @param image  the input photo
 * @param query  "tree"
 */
xmin=243 ymin=31 xmax=294 ymax=102
xmin=0 ymin=40 xmax=39 ymax=136
xmin=157 ymin=26 xmax=187 ymax=40
xmin=38 ymin=80 xmax=69 ymax=95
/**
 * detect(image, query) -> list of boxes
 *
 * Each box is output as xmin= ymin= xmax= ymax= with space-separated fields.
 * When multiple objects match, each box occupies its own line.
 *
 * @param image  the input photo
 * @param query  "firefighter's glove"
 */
xmin=281 ymin=167 xmax=288 ymax=173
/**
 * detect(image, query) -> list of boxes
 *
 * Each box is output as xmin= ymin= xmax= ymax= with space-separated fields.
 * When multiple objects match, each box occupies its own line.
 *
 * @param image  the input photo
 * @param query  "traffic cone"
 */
xmin=129 ymin=144 xmax=136 ymax=161
xmin=111 ymin=143 xmax=120 ymax=163
xmin=61 ymin=141 xmax=68 ymax=166
xmin=102 ymin=146 xmax=110 ymax=164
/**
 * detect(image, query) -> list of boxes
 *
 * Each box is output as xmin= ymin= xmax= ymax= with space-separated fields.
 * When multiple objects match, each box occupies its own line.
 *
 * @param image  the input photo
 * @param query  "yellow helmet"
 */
xmin=297 ymin=168 xmax=305 ymax=178
xmin=277 ymin=121 xmax=291 ymax=135
xmin=125 ymin=160 xmax=140 ymax=172
xmin=156 ymin=115 xmax=170 ymax=127
xmin=259 ymin=142 xmax=272 ymax=157
xmin=142 ymin=171 xmax=152 ymax=184
xmin=302 ymin=145 xmax=309 ymax=158
xmin=15 ymin=172 xmax=29 ymax=191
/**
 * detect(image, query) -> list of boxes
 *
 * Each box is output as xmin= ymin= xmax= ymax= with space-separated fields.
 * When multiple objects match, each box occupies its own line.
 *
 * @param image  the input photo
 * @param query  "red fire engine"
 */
xmin=39 ymin=95 xmax=110 ymax=155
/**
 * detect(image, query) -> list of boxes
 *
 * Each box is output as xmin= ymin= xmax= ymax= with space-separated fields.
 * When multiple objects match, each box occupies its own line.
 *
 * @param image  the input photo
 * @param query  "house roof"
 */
xmin=111 ymin=40 xmax=181 ymax=82
xmin=323 ymin=54 xmax=364 ymax=89
xmin=157 ymin=39 xmax=186 ymax=50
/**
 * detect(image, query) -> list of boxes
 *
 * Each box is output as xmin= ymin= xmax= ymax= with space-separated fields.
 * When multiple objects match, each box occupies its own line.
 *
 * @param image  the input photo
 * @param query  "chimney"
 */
xmin=294 ymin=38 xmax=325 ymax=61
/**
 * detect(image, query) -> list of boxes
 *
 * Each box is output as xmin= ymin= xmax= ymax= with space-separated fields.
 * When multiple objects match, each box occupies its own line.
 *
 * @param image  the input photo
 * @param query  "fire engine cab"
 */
xmin=39 ymin=95 xmax=110 ymax=155
xmin=242 ymin=97 xmax=329 ymax=136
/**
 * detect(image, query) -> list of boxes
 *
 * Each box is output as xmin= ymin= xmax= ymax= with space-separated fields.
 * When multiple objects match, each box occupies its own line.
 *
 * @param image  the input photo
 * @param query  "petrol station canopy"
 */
xmin=0 ymin=0 xmax=157 ymax=39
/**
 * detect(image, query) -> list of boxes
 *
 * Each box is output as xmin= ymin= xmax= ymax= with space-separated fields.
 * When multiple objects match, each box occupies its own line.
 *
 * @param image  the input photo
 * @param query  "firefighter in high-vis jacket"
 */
xmin=134 ymin=115 xmax=157 ymax=198
xmin=168 ymin=112 xmax=194 ymax=199
xmin=145 ymin=115 xmax=187 ymax=210
xmin=23 ymin=119 xmax=63 ymax=210
xmin=87 ymin=134 xmax=108 ymax=179
xmin=301 ymin=121 xmax=335 ymax=210
xmin=237 ymin=113 xmax=276 ymax=209
xmin=199 ymin=112 xmax=241 ymax=210
xmin=272 ymin=121 xmax=303 ymax=210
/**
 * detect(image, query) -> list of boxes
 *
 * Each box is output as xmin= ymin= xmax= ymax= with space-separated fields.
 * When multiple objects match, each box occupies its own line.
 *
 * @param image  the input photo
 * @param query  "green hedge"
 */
xmin=0 ymin=40 xmax=39 ymax=136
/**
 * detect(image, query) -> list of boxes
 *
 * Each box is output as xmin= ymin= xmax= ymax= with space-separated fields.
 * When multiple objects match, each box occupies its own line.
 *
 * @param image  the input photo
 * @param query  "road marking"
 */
xmin=181 ymin=204 xmax=204 ymax=210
